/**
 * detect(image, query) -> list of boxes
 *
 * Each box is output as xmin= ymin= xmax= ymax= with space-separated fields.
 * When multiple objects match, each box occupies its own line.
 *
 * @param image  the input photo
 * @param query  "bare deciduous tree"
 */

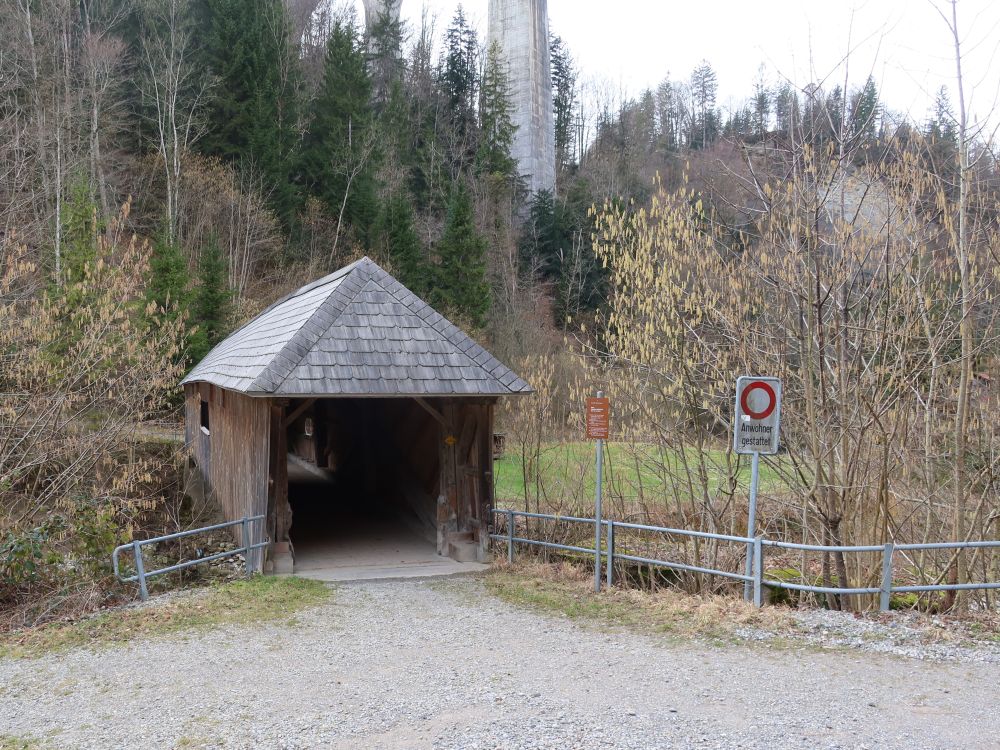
xmin=140 ymin=0 xmax=209 ymax=245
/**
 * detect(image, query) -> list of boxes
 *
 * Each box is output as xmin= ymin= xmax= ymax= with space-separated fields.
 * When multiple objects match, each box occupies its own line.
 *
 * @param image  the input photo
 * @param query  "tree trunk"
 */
xmin=947 ymin=0 xmax=972 ymax=613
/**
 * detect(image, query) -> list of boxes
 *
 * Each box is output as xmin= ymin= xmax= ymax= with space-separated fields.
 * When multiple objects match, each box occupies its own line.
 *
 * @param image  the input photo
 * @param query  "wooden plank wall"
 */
xmin=184 ymin=384 xmax=271 ymax=571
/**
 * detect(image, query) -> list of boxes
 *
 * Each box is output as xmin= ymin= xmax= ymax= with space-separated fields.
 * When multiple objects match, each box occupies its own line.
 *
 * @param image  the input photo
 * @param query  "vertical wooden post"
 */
xmin=267 ymin=404 xmax=279 ymax=562
xmin=438 ymin=400 xmax=459 ymax=555
xmin=479 ymin=402 xmax=495 ymax=559
xmin=485 ymin=402 xmax=496 ymax=512
xmin=455 ymin=403 xmax=477 ymax=533
xmin=269 ymin=399 xmax=290 ymax=573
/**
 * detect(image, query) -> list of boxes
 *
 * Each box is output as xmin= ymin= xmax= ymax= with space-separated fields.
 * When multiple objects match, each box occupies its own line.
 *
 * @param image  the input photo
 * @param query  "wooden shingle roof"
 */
xmin=181 ymin=257 xmax=533 ymax=397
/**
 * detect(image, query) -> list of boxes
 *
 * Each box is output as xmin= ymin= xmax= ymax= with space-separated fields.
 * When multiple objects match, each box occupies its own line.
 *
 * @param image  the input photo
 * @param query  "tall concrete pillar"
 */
xmin=360 ymin=0 xmax=402 ymax=38
xmin=488 ymin=0 xmax=556 ymax=195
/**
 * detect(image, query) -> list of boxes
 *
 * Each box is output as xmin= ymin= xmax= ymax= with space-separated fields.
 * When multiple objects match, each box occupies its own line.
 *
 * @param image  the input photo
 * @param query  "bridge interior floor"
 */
xmin=287 ymin=488 xmax=487 ymax=582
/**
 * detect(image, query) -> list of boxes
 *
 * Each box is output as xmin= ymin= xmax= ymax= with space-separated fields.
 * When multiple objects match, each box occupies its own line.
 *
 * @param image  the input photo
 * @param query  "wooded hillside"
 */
xmin=2 ymin=0 xmax=998 ymax=620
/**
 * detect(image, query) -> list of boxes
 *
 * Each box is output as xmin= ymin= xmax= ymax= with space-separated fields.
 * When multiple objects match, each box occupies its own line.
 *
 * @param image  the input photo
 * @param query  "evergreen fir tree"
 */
xmin=928 ymin=86 xmax=957 ymax=147
xmin=725 ymin=107 xmax=753 ymax=140
xmin=751 ymin=74 xmax=770 ymax=139
xmin=439 ymin=7 xmax=480 ymax=171
xmin=188 ymin=236 xmax=231 ymax=364
xmin=54 ymin=178 xmax=112 ymax=348
xmin=365 ymin=0 xmax=405 ymax=111
xmin=60 ymin=178 xmax=101 ymax=288
xmin=850 ymin=76 xmax=880 ymax=142
xmin=550 ymin=34 xmax=577 ymax=170
xmin=774 ymin=83 xmax=799 ymax=137
xmin=655 ymin=79 xmax=679 ymax=151
xmin=402 ymin=14 xmax=452 ymax=212
xmin=432 ymin=183 xmax=489 ymax=327
xmin=198 ymin=0 xmax=300 ymax=227
xmin=373 ymin=64 xmax=415 ymax=206
xmin=300 ymin=18 xmax=379 ymax=249
xmin=521 ymin=187 xmax=604 ymax=329
xmin=690 ymin=60 xmax=719 ymax=149
xmin=145 ymin=233 xmax=190 ymax=325
xmin=440 ymin=7 xmax=478 ymax=118
xmin=373 ymin=192 xmax=428 ymax=296
xmin=925 ymin=86 xmax=959 ymax=182
xmin=824 ymin=85 xmax=844 ymax=141
xmin=50 ymin=180 xmax=113 ymax=359
xmin=635 ymin=90 xmax=657 ymax=148
xmin=477 ymin=41 xmax=517 ymax=179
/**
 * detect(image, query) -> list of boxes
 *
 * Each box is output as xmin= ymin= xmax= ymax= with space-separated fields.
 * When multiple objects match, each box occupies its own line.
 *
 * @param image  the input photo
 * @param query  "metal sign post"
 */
xmin=733 ymin=376 xmax=782 ymax=601
xmin=744 ymin=451 xmax=760 ymax=601
xmin=586 ymin=392 xmax=610 ymax=592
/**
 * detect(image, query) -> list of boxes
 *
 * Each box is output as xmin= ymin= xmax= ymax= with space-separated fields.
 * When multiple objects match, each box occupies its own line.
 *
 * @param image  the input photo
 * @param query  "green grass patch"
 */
xmin=494 ymin=440 xmax=787 ymax=504
xmin=1 ymin=737 xmax=46 ymax=750
xmin=0 ymin=576 xmax=330 ymax=660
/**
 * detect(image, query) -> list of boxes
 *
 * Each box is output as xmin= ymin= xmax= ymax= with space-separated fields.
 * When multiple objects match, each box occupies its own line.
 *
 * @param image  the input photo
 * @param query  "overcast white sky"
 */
xmin=354 ymin=0 xmax=1000 ymax=131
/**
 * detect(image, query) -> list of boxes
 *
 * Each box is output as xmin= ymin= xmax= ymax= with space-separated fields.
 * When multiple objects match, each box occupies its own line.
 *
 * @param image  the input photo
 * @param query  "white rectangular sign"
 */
xmin=733 ymin=376 xmax=782 ymax=455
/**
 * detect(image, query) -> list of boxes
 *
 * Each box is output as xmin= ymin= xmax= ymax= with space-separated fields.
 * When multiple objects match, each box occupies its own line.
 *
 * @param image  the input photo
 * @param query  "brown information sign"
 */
xmin=586 ymin=397 xmax=610 ymax=440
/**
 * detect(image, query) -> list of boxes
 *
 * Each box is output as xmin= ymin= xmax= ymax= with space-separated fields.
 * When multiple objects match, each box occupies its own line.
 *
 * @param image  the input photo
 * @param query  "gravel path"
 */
xmin=1 ymin=577 xmax=998 ymax=749
xmin=739 ymin=608 xmax=1000 ymax=664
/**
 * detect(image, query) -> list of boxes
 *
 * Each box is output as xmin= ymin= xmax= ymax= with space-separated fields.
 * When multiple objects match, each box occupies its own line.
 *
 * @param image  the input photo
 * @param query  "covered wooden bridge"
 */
xmin=181 ymin=257 xmax=531 ymax=575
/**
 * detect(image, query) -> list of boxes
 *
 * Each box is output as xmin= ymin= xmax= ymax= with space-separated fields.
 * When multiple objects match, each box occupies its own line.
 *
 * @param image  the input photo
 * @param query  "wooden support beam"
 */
xmin=437 ymin=401 xmax=460 ymax=555
xmin=457 ymin=408 xmax=477 ymax=462
xmin=282 ymin=398 xmax=316 ymax=429
xmin=484 ymin=403 xmax=495 ymax=516
xmin=270 ymin=399 xmax=291 ymax=550
xmin=414 ymin=397 xmax=449 ymax=428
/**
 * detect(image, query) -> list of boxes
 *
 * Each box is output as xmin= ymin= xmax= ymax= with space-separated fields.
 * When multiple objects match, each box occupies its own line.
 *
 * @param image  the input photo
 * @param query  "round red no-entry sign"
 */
xmin=734 ymin=376 xmax=782 ymax=456
xmin=740 ymin=380 xmax=776 ymax=420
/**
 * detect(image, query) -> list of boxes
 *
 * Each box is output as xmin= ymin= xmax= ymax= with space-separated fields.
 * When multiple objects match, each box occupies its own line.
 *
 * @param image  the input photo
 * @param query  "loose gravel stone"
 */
xmin=737 ymin=607 xmax=1000 ymax=664
xmin=1 ymin=577 xmax=997 ymax=749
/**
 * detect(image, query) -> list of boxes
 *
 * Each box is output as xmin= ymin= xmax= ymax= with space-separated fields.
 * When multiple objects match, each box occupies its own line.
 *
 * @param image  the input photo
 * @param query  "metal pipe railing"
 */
xmin=762 ymin=540 xmax=885 ymax=553
xmin=490 ymin=508 xmax=1000 ymax=612
xmin=112 ymin=515 xmax=268 ymax=601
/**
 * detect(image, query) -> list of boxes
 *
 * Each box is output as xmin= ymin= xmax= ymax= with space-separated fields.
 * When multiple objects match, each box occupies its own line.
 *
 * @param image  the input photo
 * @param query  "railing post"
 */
xmin=242 ymin=516 xmax=252 ymax=578
xmin=507 ymin=508 xmax=514 ymax=564
xmin=752 ymin=535 xmax=763 ymax=608
xmin=133 ymin=540 xmax=149 ymax=602
xmin=880 ymin=542 xmax=894 ymax=612
xmin=606 ymin=521 xmax=615 ymax=588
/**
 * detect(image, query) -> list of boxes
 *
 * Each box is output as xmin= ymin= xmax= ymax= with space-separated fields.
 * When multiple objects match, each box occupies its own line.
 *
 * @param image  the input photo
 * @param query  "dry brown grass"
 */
xmin=487 ymin=560 xmax=1000 ymax=658
xmin=486 ymin=560 xmax=794 ymax=641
